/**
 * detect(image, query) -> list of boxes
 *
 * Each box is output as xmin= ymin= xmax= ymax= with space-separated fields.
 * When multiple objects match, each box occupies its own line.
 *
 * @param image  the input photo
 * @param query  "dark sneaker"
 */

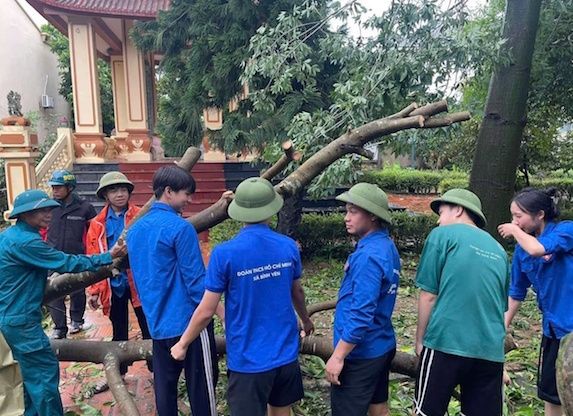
xmin=69 ymin=321 xmax=83 ymax=334
xmin=50 ymin=329 xmax=66 ymax=339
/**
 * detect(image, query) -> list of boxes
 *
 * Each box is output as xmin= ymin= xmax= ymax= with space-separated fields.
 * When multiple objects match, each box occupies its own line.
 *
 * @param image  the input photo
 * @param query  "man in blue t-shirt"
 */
xmin=326 ymin=183 xmax=401 ymax=416
xmin=171 ymin=177 xmax=314 ymax=416
xmin=127 ymin=166 xmax=219 ymax=416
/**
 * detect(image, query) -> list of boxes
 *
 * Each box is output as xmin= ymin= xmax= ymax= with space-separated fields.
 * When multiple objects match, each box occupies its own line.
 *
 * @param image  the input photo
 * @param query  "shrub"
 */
xmin=363 ymin=167 xmax=443 ymax=194
xmin=209 ymin=211 xmax=437 ymax=259
xmin=294 ymin=213 xmax=352 ymax=259
xmin=363 ymin=165 xmax=470 ymax=195
xmin=438 ymin=177 xmax=470 ymax=193
xmin=560 ymin=209 xmax=573 ymax=221
xmin=391 ymin=211 xmax=437 ymax=253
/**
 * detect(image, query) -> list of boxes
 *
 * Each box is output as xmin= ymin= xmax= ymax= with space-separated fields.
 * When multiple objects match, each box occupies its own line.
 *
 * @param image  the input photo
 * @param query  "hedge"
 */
xmin=363 ymin=166 xmax=573 ymax=200
xmin=362 ymin=166 xmax=467 ymax=195
xmin=209 ymin=211 xmax=437 ymax=259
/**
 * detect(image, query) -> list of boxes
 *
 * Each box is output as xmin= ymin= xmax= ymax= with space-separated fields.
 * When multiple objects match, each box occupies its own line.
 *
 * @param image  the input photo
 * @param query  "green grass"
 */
xmin=183 ymin=257 xmax=546 ymax=415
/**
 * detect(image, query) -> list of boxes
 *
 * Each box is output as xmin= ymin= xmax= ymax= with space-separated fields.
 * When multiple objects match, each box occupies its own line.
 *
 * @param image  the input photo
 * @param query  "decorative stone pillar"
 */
xmin=68 ymin=18 xmax=106 ymax=163
xmin=119 ymin=20 xmax=151 ymax=161
xmin=0 ymin=121 xmax=39 ymax=221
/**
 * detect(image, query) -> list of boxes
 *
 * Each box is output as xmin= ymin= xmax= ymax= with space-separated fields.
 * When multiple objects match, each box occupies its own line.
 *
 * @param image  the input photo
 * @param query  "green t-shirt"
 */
xmin=416 ymin=223 xmax=509 ymax=362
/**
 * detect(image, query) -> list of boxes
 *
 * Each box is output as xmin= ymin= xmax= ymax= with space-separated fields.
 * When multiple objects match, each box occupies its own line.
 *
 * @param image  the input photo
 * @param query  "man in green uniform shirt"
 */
xmin=0 ymin=189 xmax=125 ymax=416
xmin=414 ymin=189 xmax=509 ymax=416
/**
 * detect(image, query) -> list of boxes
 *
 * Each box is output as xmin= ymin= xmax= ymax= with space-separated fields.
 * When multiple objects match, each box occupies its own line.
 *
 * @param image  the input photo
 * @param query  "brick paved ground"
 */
xmin=387 ymin=193 xmax=436 ymax=214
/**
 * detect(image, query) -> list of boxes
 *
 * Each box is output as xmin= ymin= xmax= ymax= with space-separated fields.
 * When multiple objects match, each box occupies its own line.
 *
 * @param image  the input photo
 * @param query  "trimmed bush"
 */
xmin=363 ymin=167 xmax=443 ymax=194
xmin=363 ymin=166 xmax=469 ymax=195
xmin=438 ymin=177 xmax=469 ymax=193
xmin=391 ymin=211 xmax=437 ymax=253
xmin=295 ymin=213 xmax=351 ymax=259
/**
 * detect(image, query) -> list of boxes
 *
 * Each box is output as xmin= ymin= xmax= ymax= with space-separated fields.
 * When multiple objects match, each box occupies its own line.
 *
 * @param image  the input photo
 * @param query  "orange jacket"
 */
xmin=86 ymin=203 xmax=141 ymax=317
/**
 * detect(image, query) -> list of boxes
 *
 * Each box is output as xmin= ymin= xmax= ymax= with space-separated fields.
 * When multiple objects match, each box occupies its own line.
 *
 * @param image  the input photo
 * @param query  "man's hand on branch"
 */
xmin=221 ymin=190 xmax=234 ymax=202
xmin=110 ymin=238 xmax=127 ymax=259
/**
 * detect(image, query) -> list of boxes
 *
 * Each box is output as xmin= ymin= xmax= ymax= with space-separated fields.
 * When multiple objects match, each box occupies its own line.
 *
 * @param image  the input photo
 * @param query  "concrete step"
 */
xmin=73 ymin=163 xmax=119 ymax=172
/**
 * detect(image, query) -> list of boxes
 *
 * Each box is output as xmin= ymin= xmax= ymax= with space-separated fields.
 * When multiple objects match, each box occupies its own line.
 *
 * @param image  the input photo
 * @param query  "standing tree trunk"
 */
xmin=469 ymin=0 xmax=542 ymax=237
xmin=276 ymin=188 xmax=304 ymax=237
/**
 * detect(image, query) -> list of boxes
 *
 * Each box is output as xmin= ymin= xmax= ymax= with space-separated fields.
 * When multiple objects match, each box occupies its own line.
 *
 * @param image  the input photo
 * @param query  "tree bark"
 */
xmin=103 ymin=353 xmax=140 ymax=416
xmin=557 ymin=333 xmax=573 ymax=415
xmin=276 ymin=188 xmax=304 ymax=237
xmin=469 ymin=0 xmax=542 ymax=238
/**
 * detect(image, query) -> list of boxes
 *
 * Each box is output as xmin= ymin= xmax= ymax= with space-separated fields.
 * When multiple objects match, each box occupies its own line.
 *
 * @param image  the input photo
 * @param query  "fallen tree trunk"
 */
xmin=52 ymin=332 xmax=517 ymax=414
xmin=51 ymin=299 xmax=518 ymax=416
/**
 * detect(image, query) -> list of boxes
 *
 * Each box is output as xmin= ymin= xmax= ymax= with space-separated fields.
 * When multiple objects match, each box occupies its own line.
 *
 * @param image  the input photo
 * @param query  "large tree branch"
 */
xmin=275 ymin=101 xmax=467 ymax=198
xmin=51 ymin=333 xmax=516 ymax=381
xmin=44 ymin=148 xmax=202 ymax=303
xmin=104 ymin=353 xmax=139 ymax=416
xmin=261 ymin=140 xmax=302 ymax=180
xmin=44 ymin=100 xmax=470 ymax=299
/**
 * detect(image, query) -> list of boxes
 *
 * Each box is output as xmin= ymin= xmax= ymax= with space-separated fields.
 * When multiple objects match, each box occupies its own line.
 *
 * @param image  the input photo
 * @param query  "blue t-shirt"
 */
xmin=106 ymin=207 xmax=128 ymax=297
xmin=205 ymin=224 xmax=301 ymax=373
xmin=334 ymin=229 xmax=400 ymax=360
xmin=127 ymin=202 xmax=205 ymax=339
xmin=509 ymin=221 xmax=573 ymax=339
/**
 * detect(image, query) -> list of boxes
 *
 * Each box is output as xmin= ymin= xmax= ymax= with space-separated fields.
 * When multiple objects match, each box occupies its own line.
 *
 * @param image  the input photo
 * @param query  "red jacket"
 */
xmin=86 ymin=203 xmax=141 ymax=317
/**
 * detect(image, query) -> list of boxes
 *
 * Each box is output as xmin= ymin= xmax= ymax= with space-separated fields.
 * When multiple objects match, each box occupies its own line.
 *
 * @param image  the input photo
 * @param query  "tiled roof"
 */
xmin=30 ymin=0 xmax=171 ymax=18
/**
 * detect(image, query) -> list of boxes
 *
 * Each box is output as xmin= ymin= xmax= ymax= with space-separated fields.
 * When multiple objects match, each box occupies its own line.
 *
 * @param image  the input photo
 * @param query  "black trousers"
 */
xmin=47 ymin=289 xmax=86 ymax=333
xmin=109 ymin=289 xmax=152 ymax=374
xmin=152 ymin=322 xmax=218 ymax=416
xmin=414 ymin=347 xmax=503 ymax=416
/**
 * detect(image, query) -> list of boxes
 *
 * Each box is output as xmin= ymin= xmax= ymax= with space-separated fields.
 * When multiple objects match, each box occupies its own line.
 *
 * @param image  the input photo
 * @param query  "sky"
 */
xmin=345 ymin=0 xmax=489 ymax=37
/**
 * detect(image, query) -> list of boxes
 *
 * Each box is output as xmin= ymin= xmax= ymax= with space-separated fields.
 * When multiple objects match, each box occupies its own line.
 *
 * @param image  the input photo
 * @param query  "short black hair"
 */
xmin=152 ymin=166 xmax=196 ymax=199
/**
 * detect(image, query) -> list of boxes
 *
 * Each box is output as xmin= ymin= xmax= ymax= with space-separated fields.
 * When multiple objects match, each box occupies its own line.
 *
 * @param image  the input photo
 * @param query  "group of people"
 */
xmin=0 ymin=163 xmax=570 ymax=416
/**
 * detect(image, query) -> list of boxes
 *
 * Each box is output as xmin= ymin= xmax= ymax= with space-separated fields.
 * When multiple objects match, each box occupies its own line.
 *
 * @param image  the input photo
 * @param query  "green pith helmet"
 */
xmin=228 ymin=177 xmax=283 ymax=223
xmin=48 ymin=169 xmax=76 ymax=188
xmin=96 ymin=171 xmax=134 ymax=199
xmin=430 ymin=188 xmax=487 ymax=228
xmin=9 ymin=189 xmax=60 ymax=219
xmin=336 ymin=182 xmax=392 ymax=224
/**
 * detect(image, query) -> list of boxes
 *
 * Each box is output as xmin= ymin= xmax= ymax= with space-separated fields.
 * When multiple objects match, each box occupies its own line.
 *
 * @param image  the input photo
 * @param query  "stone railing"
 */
xmin=35 ymin=128 xmax=75 ymax=193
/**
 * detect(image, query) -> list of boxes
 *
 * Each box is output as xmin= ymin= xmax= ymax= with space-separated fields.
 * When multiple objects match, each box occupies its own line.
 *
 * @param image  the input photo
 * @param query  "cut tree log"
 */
xmin=557 ymin=333 xmax=573 ymax=415
xmin=51 ymin=301 xmax=518 ymax=416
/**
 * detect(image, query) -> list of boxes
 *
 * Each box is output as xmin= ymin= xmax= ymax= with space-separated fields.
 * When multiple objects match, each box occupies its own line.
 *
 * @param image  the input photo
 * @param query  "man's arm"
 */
xmin=15 ymin=238 xmax=116 ymax=274
xmin=291 ymin=280 xmax=314 ymax=336
xmin=171 ymin=290 xmax=222 ymax=360
xmin=505 ymin=297 xmax=522 ymax=330
xmin=416 ymin=290 xmax=438 ymax=356
xmin=175 ymin=225 xmax=206 ymax=305
xmin=325 ymin=340 xmax=356 ymax=385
